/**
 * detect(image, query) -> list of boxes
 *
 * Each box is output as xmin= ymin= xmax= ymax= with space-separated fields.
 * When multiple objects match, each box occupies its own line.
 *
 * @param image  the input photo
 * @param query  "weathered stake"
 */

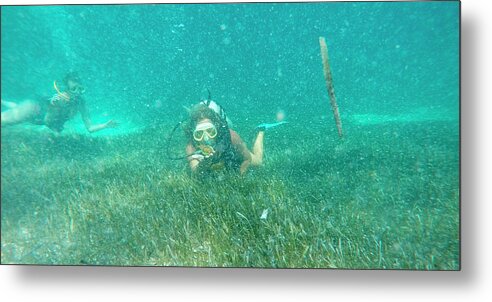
xmin=319 ymin=36 xmax=343 ymax=138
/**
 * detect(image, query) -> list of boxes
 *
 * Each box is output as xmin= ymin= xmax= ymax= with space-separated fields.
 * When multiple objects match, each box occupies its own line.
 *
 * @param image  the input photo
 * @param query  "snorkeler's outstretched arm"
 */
xmin=79 ymin=99 xmax=119 ymax=133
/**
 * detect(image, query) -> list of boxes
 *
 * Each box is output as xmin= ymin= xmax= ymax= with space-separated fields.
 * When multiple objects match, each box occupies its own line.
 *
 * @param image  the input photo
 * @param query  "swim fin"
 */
xmin=256 ymin=121 xmax=288 ymax=131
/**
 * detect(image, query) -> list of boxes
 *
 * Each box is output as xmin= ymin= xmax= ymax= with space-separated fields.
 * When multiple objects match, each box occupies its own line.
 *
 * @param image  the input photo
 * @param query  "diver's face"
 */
xmin=193 ymin=119 xmax=218 ymax=145
xmin=67 ymin=80 xmax=86 ymax=97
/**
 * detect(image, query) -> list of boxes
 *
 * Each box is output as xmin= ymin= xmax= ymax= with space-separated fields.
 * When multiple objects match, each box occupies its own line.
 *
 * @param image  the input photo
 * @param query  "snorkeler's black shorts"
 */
xmin=30 ymin=97 xmax=50 ymax=125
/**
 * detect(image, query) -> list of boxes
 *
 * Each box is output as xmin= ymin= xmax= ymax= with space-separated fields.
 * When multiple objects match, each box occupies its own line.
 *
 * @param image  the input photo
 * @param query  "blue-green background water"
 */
xmin=1 ymin=2 xmax=459 ymax=268
xmin=2 ymin=2 xmax=458 ymax=129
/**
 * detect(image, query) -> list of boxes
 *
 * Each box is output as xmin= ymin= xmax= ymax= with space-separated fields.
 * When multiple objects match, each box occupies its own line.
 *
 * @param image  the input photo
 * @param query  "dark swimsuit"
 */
xmin=218 ymin=143 xmax=243 ymax=171
xmin=31 ymin=95 xmax=81 ymax=132
xmin=30 ymin=96 xmax=50 ymax=125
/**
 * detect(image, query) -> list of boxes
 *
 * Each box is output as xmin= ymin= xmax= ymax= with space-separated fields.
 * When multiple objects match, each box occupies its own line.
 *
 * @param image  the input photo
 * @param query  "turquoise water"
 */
xmin=1 ymin=2 xmax=459 ymax=269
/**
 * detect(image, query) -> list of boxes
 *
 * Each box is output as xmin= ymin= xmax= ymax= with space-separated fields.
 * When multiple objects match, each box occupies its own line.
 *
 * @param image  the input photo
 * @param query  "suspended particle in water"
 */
xmin=276 ymin=109 xmax=286 ymax=122
xmin=222 ymin=36 xmax=231 ymax=45
xmin=276 ymin=66 xmax=283 ymax=78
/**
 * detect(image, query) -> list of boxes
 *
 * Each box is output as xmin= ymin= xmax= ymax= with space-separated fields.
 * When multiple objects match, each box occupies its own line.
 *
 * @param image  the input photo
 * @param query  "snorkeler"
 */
xmin=183 ymin=99 xmax=286 ymax=175
xmin=1 ymin=72 xmax=118 ymax=133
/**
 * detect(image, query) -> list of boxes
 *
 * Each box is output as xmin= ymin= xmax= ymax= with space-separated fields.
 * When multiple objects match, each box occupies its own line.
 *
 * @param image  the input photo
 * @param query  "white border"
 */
xmin=2 ymin=0 xmax=491 ymax=301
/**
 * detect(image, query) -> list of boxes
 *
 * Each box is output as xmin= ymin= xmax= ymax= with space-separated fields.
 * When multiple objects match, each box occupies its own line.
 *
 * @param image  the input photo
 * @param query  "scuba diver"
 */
xmin=181 ymin=98 xmax=286 ymax=175
xmin=1 ymin=72 xmax=118 ymax=133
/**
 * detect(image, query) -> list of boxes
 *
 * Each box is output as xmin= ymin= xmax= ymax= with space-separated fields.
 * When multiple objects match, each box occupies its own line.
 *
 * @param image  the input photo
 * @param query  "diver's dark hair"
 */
xmin=63 ymin=72 xmax=81 ymax=85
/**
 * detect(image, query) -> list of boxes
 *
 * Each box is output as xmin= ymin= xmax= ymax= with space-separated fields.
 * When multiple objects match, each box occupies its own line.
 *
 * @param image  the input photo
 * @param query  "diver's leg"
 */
xmin=1 ymin=100 xmax=39 ymax=126
xmin=250 ymin=130 xmax=265 ymax=166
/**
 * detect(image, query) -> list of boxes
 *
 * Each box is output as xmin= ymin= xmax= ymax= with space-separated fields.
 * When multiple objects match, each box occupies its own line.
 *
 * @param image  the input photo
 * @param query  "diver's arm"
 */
xmin=79 ymin=100 xmax=118 ymax=133
xmin=186 ymin=143 xmax=201 ymax=172
xmin=230 ymin=130 xmax=253 ymax=175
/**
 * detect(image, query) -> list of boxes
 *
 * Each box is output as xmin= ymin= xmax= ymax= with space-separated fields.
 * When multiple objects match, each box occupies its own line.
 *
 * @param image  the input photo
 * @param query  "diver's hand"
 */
xmin=190 ymin=150 xmax=216 ymax=170
xmin=190 ymin=154 xmax=205 ymax=162
xmin=193 ymin=152 xmax=216 ymax=174
xmin=190 ymin=150 xmax=215 ymax=163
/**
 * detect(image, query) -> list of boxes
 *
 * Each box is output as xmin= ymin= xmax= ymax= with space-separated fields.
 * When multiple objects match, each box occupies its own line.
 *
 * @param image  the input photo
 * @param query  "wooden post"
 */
xmin=319 ymin=36 xmax=343 ymax=138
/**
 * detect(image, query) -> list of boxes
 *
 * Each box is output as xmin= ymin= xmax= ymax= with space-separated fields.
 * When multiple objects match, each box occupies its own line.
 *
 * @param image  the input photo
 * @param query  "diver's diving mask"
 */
xmin=193 ymin=122 xmax=217 ymax=141
xmin=69 ymin=84 xmax=86 ymax=94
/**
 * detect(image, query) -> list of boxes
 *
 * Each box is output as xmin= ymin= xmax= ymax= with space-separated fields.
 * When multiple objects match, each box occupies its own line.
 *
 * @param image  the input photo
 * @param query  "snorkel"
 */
xmin=53 ymin=80 xmax=71 ymax=102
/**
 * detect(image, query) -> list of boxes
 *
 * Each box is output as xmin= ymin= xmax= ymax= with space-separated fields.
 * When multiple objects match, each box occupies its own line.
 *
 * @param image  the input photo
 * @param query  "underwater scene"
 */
xmin=1 ymin=2 xmax=459 ymax=269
